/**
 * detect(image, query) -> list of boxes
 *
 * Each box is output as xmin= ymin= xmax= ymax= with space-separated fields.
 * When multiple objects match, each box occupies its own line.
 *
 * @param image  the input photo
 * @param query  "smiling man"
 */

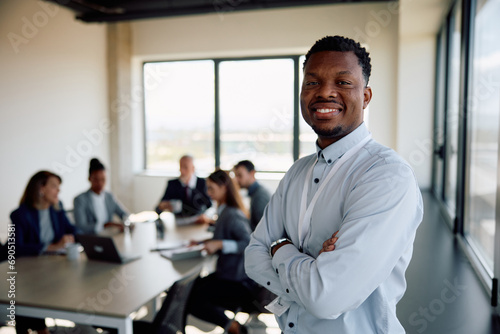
xmin=245 ymin=36 xmax=423 ymax=333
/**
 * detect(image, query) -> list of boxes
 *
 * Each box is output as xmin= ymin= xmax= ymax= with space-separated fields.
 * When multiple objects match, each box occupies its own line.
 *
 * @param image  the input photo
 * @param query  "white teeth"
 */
xmin=316 ymin=108 xmax=339 ymax=113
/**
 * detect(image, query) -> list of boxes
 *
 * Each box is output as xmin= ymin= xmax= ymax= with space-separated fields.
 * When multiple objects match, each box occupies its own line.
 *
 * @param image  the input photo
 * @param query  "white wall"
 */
xmin=129 ymin=2 xmax=401 ymax=212
xmin=0 ymin=1 xmax=437 ymax=225
xmin=397 ymin=36 xmax=436 ymax=190
xmin=0 ymin=0 xmax=108 ymax=236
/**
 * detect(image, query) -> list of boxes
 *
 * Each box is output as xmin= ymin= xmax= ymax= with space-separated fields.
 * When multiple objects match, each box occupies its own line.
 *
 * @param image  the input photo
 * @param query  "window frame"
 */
xmin=142 ymin=55 xmax=303 ymax=174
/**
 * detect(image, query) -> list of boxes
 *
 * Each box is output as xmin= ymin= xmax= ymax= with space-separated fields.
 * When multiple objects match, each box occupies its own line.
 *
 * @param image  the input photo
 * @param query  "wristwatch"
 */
xmin=270 ymin=238 xmax=292 ymax=256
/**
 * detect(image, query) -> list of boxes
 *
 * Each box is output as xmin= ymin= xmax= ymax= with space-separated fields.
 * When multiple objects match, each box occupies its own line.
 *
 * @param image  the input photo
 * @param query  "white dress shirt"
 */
xmin=245 ymin=123 xmax=423 ymax=333
xmin=39 ymin=208 xmax=54 ymax=250
xmin=90 ymin=191 xmax=107 ymax=233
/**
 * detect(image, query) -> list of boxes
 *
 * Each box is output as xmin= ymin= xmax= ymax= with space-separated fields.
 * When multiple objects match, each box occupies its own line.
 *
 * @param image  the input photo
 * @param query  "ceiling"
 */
xmin=46 ymin=0 xmax=385 ymax=23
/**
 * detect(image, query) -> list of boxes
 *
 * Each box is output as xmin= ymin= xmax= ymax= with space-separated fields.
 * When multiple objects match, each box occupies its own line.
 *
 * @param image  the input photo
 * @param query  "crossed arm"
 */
xmin=245 ymin=163 xmax=423 ymax=319
xmin=270 ymin=231 xmax=339 ymax=257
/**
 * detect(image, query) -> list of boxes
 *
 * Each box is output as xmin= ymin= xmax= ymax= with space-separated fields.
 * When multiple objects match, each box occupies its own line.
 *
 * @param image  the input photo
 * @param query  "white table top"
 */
xmin=0 ymin=215 xmax=213 ymax=318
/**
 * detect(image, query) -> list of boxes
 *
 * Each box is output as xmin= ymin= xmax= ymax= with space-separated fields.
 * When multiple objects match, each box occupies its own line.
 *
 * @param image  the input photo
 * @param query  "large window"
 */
xmin=432 ymin=29 xmax=447 ymax=201
xmin=144 ymin=60 xmax=215 ymax=174
xmin=433 ymin=0 xmax=500 ymax=296
xmin=465 ymin=0 xmax=500 ymax=274
xmin=143 ymin=56 xmax=323 ymax=175
xmin=444 ymin=1 xmax=462 ymax=215
xmin=218 ymin=59 xmax=294 ymax=172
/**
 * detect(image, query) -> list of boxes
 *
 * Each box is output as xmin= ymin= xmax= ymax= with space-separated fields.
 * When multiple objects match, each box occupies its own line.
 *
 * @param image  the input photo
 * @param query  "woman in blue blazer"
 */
xmin=10 ymin=170 xmax=76 ymax=334
xmin=188 ymin=170 xmax=255 ymax=334
xmin=11 ymin=171 xmax=76 ymax=257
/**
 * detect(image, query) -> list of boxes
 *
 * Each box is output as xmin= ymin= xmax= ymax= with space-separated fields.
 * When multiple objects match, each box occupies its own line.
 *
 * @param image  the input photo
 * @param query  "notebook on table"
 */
xmin=160 ymin=244 xmax=205 ymax=261
xmin=78 ymin=234 xmax=141 ymax=264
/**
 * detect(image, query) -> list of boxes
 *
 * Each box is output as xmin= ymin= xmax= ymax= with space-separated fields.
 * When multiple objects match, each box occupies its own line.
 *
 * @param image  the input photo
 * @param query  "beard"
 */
xmin=311 ymin=124 xmax=345 ymax=138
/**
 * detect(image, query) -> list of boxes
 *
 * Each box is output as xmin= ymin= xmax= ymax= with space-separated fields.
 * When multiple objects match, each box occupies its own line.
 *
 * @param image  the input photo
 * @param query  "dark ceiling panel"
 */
xmin=45 ymin=0 xmax=386 ymax=23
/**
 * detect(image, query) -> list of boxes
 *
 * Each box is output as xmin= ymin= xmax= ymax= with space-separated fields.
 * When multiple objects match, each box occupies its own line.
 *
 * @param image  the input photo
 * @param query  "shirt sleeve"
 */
xmin=245 ymin=176 xmax=295 ymax=301
xmin=11 ymin=209 xmax=45 ymax=256
xmin=268 ymin=162 xmax=423 ymax=319
xmin=222 ymin=240 xmax=238 ymax=254
xmin=110 ymin=193 xmax=129 ymax=220
xmin=155 ymin=180 xmax=175 ymax=214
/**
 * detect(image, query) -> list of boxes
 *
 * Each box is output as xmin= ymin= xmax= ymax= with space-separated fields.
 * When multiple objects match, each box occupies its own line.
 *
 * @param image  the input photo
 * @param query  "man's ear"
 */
xmin=363 ymin=86 xmax=373 ymax=109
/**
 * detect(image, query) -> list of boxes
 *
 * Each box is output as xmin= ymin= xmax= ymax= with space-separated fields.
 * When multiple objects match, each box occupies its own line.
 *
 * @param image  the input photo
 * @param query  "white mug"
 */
xmin=66 ymin=243 xmax=81 ymax=261
xmin=170 ymin=200 xmax=182 ymax=214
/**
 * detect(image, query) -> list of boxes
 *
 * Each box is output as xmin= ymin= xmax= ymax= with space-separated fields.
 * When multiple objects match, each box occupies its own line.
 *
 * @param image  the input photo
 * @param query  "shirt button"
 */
xmin=314 ymin=178 xmax=319 ymax=183
xmin=286 ymin=289 xmax=289 ymax=293
xmin=267 ymin=281 xmax=271 ymax=286
xmin=289 ymin=322 xmax=295 ymax=328
xmin=327 ymin=159 xmax=332 ymax=164
xmin=276 ymin=268 xmax=279 ymax=274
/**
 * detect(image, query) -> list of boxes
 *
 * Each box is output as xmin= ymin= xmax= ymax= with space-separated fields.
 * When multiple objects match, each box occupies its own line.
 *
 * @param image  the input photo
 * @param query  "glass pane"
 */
xmin=143 ymin=60 xmax=215 ymax=175
xmin=434 ymin=29 xmax=447 ymax=198
xmin=444 ymin=2 xmax=462 ymax=213
xmin=219 ymin=59 xmax=294 ymax=172
xmin=465 ymin=0 xmax=500 ymax=273
xmin=298 ymin=55 xmax=317 ymax=158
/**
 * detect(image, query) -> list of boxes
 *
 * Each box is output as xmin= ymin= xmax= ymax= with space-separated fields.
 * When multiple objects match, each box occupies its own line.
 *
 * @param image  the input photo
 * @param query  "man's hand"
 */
xmin=203 ymin=240 xmax=223 ymax=254
xmin=104 ymin=221 xmax=126 ymax=232
xmin=319 ymin=231 xmax=339 ymax=255
xmin=158 ymin=200 xmax=172 ymax=212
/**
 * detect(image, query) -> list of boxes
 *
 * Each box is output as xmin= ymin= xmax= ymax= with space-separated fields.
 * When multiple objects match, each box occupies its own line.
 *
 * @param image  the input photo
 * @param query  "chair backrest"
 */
xmin=239 ymin=285 xmax=277 ymax=314
xmin=150 ymin=269 xmax=201 ymax=334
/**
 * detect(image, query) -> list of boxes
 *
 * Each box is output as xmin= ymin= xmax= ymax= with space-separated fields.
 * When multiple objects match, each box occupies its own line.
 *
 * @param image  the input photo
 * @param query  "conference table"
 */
xmin=0 ymin=213 xmax=214 ymax=334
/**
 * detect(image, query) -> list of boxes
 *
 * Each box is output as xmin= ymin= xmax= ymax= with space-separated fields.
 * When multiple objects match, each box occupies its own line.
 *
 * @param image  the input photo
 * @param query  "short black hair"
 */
xmin=89 ymin=158 xmax=105 ymax=177
xmin=234 ymin=160 xmax=255 ymax=172
xmin=303 ymin=35 xmax=371 ymax=86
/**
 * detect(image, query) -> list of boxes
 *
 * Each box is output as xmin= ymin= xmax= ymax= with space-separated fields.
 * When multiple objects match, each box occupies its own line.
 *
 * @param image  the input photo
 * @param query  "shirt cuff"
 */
xmin=222 ymin=240 xmax=238 ymax=254
xmin=271 ymin=243 xmax=297 ymax=269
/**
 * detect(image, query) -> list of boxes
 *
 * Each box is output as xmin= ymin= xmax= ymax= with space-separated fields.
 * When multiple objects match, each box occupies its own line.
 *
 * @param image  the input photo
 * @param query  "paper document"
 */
xmin=160 ymin=244 xmax=205 ymax=261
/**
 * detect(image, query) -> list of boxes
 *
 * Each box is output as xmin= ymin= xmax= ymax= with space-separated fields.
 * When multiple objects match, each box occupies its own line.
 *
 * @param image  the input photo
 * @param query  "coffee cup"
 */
xmin=66 ymin=243 xmax=81 ymax=261
xmin=170 ymin=200 xmax=182 ymax=214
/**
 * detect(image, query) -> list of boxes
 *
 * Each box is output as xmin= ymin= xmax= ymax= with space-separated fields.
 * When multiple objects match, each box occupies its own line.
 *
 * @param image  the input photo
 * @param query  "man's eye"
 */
xmin=305 ymin=81 xmax=318 ymax=86
xmin=338 ymin=81 xmax=350 ymax=85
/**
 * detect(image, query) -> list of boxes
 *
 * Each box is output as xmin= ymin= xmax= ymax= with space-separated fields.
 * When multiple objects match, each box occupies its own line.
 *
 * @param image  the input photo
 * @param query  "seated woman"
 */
xmin=11 ymin=170 xmax=76 ymax=256
xmin=188 ymin=169 xmax=256 ymax=334
xmin=73 ymin=158 xmax=129 ymax=234
xmin=10 ymin=170 xmax=76 ymax=334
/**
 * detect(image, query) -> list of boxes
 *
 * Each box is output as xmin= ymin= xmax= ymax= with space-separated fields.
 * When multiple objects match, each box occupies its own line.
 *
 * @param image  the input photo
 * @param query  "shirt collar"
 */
xmin=181 ymin=175 xmax=197 ymax=189
xmin=247 ymin=181 xmax=259 ymax=196
xmin=90 ymin=190 xmax=105 ymax=199
xmin=315 ymin=122 xmax=370 ymax=165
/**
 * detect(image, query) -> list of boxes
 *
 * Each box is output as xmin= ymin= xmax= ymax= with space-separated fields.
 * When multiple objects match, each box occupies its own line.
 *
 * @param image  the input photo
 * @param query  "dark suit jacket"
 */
xmin=213 ymin=206 xmax=252 ymax=285
xmin=156 ymin=177 xmax=212 ymax=217
xmin=10 ymin=203 xmax=76 ymax=257
xmin=248 ymin=182 xmax=271 ymax=231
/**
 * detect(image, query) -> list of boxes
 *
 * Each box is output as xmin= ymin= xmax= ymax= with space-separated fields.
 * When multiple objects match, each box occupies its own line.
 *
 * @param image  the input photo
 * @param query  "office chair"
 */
xmin=133 ymin=269 xmax=201 ymax=334
xmin=229 ymin=285 xmax=276 ymax=330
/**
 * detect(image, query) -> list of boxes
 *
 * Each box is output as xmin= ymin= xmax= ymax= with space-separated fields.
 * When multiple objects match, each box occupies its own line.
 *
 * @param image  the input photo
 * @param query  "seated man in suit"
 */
xmin=156 ymin=155 xmax=212 ymax=224
xmin=233 ymin=160 xmax=271 ymax=231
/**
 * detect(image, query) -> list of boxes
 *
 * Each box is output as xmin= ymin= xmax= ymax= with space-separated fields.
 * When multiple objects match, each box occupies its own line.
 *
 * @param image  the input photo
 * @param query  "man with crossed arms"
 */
xmin=245 ymin=36 xmax=423 ymax=333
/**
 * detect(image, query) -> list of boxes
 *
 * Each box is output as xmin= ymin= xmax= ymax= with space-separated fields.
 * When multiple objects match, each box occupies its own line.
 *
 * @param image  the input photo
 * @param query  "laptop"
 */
xmin=77 ymin=234 xmax=141 ymax=264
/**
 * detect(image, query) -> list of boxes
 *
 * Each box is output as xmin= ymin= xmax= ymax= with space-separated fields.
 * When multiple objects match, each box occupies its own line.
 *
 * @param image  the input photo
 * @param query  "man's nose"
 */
xmin=316 ymin=82 xmax=338 ymax=99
